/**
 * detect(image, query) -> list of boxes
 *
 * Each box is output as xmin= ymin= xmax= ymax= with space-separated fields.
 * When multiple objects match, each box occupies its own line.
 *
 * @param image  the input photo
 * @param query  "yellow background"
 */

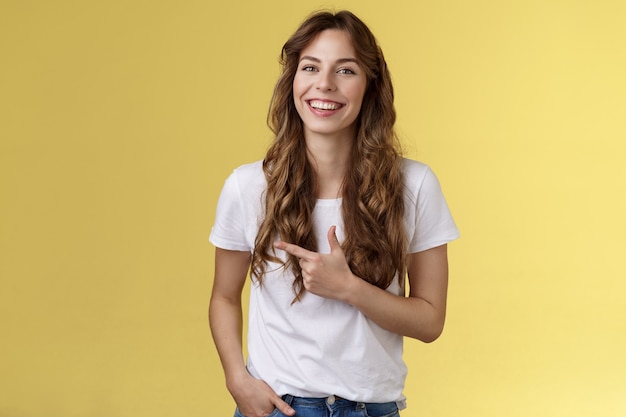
xmin=1 ymin=0 xmax=624 ymax=416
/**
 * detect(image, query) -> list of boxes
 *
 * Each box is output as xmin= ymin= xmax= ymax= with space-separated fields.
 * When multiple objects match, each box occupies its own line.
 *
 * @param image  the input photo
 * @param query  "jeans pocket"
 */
xmin=234 ymin=407 xmax=282 ymax=417
xmin=362 ymin=402 xmax=399 ymax=417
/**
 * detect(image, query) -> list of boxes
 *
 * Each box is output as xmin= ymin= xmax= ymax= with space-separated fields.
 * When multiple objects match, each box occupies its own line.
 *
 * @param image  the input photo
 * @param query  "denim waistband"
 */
xmin=283 ymin=394 xmax=352 ymax=406
xmin=282 ymin=394 xmax=399 ymax=413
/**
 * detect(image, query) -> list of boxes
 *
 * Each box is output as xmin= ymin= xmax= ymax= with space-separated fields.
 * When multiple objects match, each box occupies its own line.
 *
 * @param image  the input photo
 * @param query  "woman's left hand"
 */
xmin=274 ymin=226 xmax=356 ymax=301
xmin=276 ymin=227 xmax=451 ymax=342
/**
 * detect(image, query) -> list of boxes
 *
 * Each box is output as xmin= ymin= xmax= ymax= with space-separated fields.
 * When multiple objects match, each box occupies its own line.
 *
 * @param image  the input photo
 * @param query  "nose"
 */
xmin=315 ymin=70 xmax=336 ymax=91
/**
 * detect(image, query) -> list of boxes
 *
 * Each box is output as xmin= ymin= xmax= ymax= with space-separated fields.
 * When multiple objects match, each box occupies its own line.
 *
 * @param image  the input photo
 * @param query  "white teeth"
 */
xmin=310 ymin=100 xmax=339 ymax=110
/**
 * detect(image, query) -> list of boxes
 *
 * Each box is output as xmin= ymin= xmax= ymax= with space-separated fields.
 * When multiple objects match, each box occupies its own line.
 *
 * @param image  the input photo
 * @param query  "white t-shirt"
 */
xmin=210 ymin=159 xmax=459 ymax=408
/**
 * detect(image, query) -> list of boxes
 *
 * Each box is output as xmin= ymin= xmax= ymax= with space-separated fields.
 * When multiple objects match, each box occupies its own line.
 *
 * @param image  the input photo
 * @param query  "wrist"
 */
xmin=343 ymin=272 xmax=364 ymax=305
xmin=225 ymin=368 xmax=251 ymax=394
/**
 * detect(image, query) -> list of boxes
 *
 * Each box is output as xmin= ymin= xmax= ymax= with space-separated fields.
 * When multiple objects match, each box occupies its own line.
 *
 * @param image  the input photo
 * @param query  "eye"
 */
xmin=337 ymin=68 xmax=356 ymax=75
xmin=301 ymin=65 xmax=317 ymax=72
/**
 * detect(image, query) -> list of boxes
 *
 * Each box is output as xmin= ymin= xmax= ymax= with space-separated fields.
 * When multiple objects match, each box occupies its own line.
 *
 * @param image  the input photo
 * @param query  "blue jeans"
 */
xmin=234 ymin=395 xmax=400 ymax=417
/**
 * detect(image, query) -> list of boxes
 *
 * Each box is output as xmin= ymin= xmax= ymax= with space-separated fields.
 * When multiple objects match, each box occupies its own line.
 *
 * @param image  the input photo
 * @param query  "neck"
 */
xmin=304 ymin=129 xmax=354 ymax=199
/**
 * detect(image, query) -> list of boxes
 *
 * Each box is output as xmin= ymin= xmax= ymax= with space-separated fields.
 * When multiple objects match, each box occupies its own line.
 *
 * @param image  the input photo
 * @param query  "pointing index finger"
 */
xmin=274 ymin=241 xmax=313 ymax=260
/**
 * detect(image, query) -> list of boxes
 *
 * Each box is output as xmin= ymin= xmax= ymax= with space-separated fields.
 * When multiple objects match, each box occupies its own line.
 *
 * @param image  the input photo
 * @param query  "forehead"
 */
xmin=299 ymin=29 xmax=356 ymax=59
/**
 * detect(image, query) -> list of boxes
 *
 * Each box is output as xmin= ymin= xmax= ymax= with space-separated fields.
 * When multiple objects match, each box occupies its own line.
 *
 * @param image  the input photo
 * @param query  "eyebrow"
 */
xmin=299 ymin=56 xmax=359 ymax=65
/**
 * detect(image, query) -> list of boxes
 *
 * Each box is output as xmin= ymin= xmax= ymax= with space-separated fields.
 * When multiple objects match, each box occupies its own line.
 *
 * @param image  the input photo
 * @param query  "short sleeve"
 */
xmin=408 ymin=167 xmax=460 ymax=253
xmin=209 ymin=171 xmax=252 ymax=252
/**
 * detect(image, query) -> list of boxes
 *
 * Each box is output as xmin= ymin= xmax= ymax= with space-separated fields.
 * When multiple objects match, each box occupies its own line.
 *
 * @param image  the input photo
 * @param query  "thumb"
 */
xmin=272 ymin=397 xmax=295 ymax=416
xmin=327 ymin=225 xmax=342 ymax=253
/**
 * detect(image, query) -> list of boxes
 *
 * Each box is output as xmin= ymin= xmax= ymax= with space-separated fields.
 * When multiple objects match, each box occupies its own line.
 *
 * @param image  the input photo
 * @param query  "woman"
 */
xmin=209 ymin=10 xmax=459 ymax=417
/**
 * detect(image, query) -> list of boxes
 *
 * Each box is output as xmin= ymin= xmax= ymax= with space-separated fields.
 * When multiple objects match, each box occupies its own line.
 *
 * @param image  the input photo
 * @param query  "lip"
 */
xmin=306 ymin=99 xmax=345 ymax=116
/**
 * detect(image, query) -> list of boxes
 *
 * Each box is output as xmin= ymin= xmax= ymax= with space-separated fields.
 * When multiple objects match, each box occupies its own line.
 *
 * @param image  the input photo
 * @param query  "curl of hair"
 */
xmin=251 ymin=10 xmax=407 ymax=302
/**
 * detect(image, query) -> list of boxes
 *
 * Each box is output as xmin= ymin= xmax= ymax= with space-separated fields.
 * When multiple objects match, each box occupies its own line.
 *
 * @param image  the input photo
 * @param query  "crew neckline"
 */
xmin=315 ymin=197 xmax=342 ymax=206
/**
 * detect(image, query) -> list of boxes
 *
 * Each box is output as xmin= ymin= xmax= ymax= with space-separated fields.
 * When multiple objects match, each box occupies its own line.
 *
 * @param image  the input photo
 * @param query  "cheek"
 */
xmin=292 ymin=81 xmax=300 ymax=103
xmin=292 ymin=75 xmax=307 ymax=97
xmin=292 ymin=79 xmax=307 ymax=118
xmin=346 ymin=82 xmax=367 ymax=105
xmin=348 ymin=91 xmax=366 ymax=113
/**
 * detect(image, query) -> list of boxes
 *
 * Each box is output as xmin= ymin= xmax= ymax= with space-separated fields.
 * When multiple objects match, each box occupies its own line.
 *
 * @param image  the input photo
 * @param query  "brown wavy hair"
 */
xmin=251 ymin=10 xmax=407 ymax=301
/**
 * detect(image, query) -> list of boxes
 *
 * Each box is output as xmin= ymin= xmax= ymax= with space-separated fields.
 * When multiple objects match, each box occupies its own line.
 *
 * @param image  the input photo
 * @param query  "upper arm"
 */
xmin=407 ymin=244 xmax=449 ymax=321
xmin=211 ymin=248 xmax=252 ymax=303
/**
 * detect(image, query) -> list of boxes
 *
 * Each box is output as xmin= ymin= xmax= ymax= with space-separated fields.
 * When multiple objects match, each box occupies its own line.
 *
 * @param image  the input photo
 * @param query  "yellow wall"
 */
xmin=1 ymin=1 xmax=624 ymax=416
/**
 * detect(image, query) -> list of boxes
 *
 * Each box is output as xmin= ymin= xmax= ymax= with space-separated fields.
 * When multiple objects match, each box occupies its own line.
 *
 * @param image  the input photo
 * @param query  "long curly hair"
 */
xmin=251 ymin=10 xmax=407 ymax=301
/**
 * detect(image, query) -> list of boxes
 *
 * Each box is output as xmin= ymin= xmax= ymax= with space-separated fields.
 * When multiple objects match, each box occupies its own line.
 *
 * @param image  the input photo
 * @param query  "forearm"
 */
xmin=209 ymin=291 xmax=295 ymax=417
xmin=208 ymin=295 xmax=249 ymax=388
xmin=344 ymin=276 xmax=446 ymax=342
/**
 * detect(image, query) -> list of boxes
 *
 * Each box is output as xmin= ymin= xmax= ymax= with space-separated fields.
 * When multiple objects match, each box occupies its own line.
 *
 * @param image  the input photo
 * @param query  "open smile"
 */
xmin=307 ymin=99 xmax=345 ymax=113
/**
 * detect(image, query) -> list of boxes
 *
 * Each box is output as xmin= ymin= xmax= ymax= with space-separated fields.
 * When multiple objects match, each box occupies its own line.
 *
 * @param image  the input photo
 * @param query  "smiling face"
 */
xmin=292 ymin=29 xmax=368 ymax=142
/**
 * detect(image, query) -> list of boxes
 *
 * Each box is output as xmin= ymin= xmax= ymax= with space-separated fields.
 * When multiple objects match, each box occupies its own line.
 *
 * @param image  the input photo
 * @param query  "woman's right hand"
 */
xmin=228 ymin=373 xmax=295 ymax=417
xmin=210 ymin=248 xmax=294 ymax=416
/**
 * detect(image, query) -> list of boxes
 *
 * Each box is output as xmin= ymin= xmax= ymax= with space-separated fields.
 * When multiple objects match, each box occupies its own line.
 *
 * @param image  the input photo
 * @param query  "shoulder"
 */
xmin=401 ymin=157 xmax=451 ymax=209
xmin=402 ymin=158 xmax=431 ymax=181
xmin=224 ymin=160 xmax=266 ymax=189
xmin=401 ymin=158 xmax=460 ymax=251
xmin=401 ymin=158 xmax=436 ymax=197
xmin=216 ymin=160 xmax=266 ymax=205
xmin=231 ymin=159 xmax=264 ymax=179
xmin=211 ymin=161 xmax=265 ymax=251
